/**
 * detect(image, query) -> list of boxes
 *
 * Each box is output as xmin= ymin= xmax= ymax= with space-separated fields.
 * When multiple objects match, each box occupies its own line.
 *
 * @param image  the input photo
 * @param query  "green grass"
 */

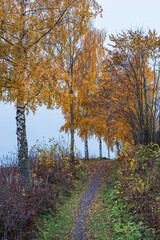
xmin=36 ymin=193 xmax=80 ymax=239
xmin=35 ymin=160 xmax=155 ymax=240
xmin=35 ymin=172 xmax=89 ymax=240
xmin=85 ymin=174 xmax=154 ymax=240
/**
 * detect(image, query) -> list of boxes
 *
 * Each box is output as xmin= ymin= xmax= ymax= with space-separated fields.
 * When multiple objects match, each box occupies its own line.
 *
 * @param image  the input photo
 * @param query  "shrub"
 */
xmin=0 ymin=164 xmax=48 ymax=240
xmin=117 ymin=143 xmax=160 ymax=236
xmin=0 ymin=138 xmax=84 ymax=239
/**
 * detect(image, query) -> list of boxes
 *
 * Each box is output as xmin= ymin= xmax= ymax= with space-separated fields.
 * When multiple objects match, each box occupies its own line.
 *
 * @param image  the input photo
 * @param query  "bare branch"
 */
xmin=0 ymin=35 xmax=14 ymax=46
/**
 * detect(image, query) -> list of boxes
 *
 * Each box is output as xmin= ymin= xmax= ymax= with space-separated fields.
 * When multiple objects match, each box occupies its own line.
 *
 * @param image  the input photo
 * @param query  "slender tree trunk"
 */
xmin=16 ymin=104 xmax=31 ymax=185
xmin=70 ymin=99 xmax=74 ymax=161
xmin=135 ymin=74 xmax=145 ymax=144
xmin=84 ymin=137 xmax=89 ymax=160
xmin=107 ymin=129 xmax=110 ymax=159
xmin=99 ymin=135 xmax=102 ymax=159
xmin=157 ymin=113 xmax=160 ymax=145
xmin=132 ymin=130 xmax=138 ymax=145
xmin=115 ymin=139 xmax=120 ymax=156
xmin=107 ymin=120 xmax=110 ymax=159
xmin=14 ymin=2 xmax=31 ymax=185
xmin=70 ymin=55 xmax=75 ymax=162
xmin=144 ymin=77 xmax=152 ymax=144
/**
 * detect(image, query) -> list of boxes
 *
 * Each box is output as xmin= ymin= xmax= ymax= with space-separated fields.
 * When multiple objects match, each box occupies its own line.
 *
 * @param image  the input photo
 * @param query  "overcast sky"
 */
xmin=1 ymin=0 xmax=160 ymax=160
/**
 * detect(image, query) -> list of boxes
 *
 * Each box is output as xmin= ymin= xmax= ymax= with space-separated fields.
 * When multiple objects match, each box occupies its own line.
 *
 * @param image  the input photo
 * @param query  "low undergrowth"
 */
xmin=35 ymin=176 xmax=88 ymax=240
xmin=34 ymin=159 xmax=102 ymax=239
xmin=86 ymin=177 xmax=154 ymax=239
xmin=117 ymin=143 xmax=160 ymax=236
xmin=0 ymin=138 xmax=88 ymax=240
xmin=86 ymin=144 xmax=160 ymax=239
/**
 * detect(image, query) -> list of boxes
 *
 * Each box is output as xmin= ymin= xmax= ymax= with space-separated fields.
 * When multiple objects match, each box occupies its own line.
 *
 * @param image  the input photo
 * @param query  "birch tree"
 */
xmin=0 ymin=0 xmax=81 ymax=184
xmin=50 ymin=4 xmax=102 ymax=161
xmin=58 ymin=27 xmax=105 ymax=160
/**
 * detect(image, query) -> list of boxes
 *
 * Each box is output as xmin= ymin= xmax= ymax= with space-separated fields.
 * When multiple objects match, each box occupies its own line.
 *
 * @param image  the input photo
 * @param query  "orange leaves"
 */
xmin=101 ymin=29 xmax=160 ymax=146
xmin=54 ymin=21 xmax=106 ymax=144
xmin=1 ymin=0 xmax=101 ymax=110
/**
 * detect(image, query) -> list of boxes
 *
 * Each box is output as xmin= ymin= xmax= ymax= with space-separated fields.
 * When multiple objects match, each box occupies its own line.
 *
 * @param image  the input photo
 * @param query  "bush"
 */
xmin=0 ymin=164 xmax=48 ymax=240
xmin=117 ymin=143 xmax=160 ymax=236
xmin=0 ymin=138 xmax=85 ymax=239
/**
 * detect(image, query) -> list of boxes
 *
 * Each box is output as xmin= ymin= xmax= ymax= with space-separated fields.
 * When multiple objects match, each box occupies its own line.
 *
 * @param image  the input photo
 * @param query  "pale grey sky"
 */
xmin=1 ymin=0 xmax=160 ymax=159
xmin=95 ymin=0 xmax=160 ymax=37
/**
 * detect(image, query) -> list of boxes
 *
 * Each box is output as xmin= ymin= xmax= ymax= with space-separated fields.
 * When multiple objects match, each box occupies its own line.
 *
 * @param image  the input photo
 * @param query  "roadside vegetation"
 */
xmin=0 ymin=139 xmax=88 ymax=240
xmin=1 ymin=142 xmax=160 ymax=239
xmin=86 ymin=144 xmax=160 ymax=239
xmin=35 ymin=176 xmax=87 ymax=240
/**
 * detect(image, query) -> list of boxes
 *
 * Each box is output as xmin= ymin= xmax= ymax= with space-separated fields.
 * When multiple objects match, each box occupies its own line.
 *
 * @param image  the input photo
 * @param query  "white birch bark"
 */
xmin=16 ymin=104 xmax=31 ymax=185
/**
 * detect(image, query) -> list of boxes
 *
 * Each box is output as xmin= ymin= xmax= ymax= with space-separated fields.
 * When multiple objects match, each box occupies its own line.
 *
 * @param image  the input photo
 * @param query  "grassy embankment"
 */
xmin=34 ymin=145 xmax=160 ymax=240
xmin=86 ymin=145 xmax=160 ymax=240
xmin=34 ymin=159 xmax=110 ymax=239
xmin=35 ymin=168 xmax=88 ymax=240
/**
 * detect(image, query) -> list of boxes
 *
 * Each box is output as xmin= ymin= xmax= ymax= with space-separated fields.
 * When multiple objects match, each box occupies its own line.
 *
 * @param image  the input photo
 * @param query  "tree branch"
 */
xmin=0 ymin=35 xmax=14 ymax=46
xmin=27 ymin=0 xmax=78 ymax=49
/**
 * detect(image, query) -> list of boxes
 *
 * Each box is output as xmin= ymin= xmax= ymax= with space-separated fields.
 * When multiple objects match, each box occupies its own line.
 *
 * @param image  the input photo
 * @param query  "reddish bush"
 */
xmin=0 ymin=139 xmax=83 ymax=239
xmin=0 ymin=163 xmax=49 ymax=240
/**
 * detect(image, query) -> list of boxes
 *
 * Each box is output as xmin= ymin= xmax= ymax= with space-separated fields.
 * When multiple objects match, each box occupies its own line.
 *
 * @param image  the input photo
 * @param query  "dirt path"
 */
xmin=72 ymin=161 xmax=111 ymax=240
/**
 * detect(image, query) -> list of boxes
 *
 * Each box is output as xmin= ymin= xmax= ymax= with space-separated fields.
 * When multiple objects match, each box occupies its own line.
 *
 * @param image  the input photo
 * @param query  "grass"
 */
xmin=36 ymin=192 xmax=82 ymax=239
xmin=34 ymin=158 xmax=155 ymax=240
xmin=85 ymin=168 xmax=154 ymax=240
xmin=35 ymin=166 xmax=90 ymax=240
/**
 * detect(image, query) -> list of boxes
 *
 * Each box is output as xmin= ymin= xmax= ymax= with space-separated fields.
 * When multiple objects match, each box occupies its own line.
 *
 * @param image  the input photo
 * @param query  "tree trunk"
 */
xmin=84 ymin=137 xmax=89 ymax=160
xmin=144 ymin=77 xmax=150 ymax=144
xmin=70 ymin=99 xmax=74 ymax=161
xmin=115 ymin=139 xmax=120 ymax=156
xmin=16 ymin=104 xmax=31 ymax=186
xmin=107 ymin=120 xmax=110 ymax=159
xmin=99 ymin=135 xmax=102 ymax=159
xmin=107 ymin=128 xmax=110 ymax=159
xmin=157 ymin=113 xmax=160 ymax=145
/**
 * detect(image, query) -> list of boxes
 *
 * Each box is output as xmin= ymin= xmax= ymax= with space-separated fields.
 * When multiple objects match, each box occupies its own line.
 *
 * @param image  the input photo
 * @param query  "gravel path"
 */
xmin=72 ymin=161 xmax=109 ymax=240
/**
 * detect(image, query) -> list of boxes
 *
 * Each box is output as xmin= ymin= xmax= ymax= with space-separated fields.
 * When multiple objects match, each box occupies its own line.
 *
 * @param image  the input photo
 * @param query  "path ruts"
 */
xmin=73 ymin=161 xmax=110 ymax=240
